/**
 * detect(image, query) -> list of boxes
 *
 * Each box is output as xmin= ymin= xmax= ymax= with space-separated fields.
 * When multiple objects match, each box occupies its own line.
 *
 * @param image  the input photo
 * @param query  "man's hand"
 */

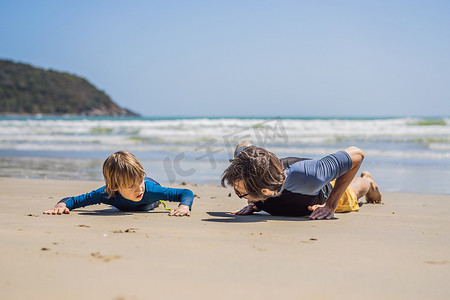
xmin=43 ymin=202 xmax=70 ymax=215
xmin=231 ymin=204 xmax=260 ymax=215
xmin=169 ymin=205 xmax=191 ymax=217
xmin=314 ymin=146 xmax=364 ymax=219
xmin=308 ymin=204 xmax=334 ymax=220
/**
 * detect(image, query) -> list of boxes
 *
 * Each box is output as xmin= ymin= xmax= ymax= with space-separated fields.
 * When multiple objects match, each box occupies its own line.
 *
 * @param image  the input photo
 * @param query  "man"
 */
xmin=221 ymin=142 xmax=382 ymax=220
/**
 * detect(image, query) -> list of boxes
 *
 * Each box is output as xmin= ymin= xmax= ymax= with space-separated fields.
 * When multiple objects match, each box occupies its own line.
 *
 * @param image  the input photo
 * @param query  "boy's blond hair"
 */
xmin=102 ymin=151 xmax=146 ymax=197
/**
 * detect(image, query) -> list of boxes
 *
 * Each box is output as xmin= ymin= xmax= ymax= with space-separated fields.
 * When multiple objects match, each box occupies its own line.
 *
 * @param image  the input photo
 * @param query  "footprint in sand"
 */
xmin=111 ymin=228 xmax=138 ymax=233
xmin=91 ymin=252 xmax=121 ymax=263
xmin=425 ymin=260 xmax=450 ymax=265
xmin=301 ymin=238 xmax=318 ymax=243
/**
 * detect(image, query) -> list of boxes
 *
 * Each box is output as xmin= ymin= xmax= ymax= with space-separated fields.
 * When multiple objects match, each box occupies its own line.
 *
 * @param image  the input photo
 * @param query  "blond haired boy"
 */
xmin=44 ymin=151 xmax=193 ymax=216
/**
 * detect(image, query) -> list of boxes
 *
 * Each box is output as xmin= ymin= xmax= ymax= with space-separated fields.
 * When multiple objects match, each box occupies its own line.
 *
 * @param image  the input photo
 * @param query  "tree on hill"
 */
xmin=0 ymin=59 xmax=138 ymax=116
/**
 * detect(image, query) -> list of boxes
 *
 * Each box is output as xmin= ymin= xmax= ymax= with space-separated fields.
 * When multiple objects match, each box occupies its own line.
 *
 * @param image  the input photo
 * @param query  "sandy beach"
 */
xmin=0 ymin=177 xmax=449 ymax=300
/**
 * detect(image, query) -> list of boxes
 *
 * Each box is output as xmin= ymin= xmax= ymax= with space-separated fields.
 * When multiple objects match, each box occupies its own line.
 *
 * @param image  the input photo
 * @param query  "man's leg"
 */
xmin=349 ymin=172 xmax=382 ymax=203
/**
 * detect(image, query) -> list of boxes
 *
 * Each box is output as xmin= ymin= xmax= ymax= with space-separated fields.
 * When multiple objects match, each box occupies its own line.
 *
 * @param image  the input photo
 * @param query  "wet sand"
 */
xmin=0 ymin=177 xmax=449 ymax=300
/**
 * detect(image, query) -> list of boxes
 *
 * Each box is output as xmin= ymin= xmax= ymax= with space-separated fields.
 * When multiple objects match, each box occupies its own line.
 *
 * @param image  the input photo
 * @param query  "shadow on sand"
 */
xmin=201 ymin=211 xmax=325 ymax=223
xmin=76 ymin=207 xmax=169 ymax=216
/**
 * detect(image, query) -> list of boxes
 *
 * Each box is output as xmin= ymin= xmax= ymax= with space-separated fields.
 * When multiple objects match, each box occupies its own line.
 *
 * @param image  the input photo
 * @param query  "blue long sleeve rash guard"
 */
xmin=59 ymin=178 xmax=194 ymax=211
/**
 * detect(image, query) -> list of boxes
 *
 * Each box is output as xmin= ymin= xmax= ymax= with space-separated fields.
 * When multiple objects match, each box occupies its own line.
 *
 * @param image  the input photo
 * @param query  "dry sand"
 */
xmin=0 ymin=177 xmax=449 ymax=300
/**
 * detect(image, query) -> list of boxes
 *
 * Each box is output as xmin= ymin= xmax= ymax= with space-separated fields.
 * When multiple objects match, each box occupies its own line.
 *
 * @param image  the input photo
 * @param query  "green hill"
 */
xmin=0 ymin=59 xmax=138 ymax=116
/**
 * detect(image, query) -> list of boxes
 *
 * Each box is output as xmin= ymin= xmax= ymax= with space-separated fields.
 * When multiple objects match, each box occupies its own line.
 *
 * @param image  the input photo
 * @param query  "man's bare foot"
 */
xmin=361 ymin=171 xmax=382 ymax=203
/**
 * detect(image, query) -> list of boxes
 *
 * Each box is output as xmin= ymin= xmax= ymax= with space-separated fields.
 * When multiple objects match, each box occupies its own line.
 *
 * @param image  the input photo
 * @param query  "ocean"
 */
xmin=0 ymin=116 xmax=449 ymax=194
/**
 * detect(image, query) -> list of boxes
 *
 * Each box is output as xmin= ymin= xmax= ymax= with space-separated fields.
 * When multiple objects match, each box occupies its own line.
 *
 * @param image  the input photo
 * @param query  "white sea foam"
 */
xmin=0 ymin=117 xmax=449 ymax=160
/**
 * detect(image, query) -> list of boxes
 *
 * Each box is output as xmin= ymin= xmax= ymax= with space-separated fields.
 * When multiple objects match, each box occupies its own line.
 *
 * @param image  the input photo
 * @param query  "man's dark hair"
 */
xmin=221 ymin=146 xmax=286 ymax=199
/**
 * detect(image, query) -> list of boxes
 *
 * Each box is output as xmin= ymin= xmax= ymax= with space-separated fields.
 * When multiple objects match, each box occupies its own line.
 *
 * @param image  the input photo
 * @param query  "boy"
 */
xmin=44 ymin=151 xmax=193 ymax=216
xmin=221 ymin=142 xmax=382 ymax=220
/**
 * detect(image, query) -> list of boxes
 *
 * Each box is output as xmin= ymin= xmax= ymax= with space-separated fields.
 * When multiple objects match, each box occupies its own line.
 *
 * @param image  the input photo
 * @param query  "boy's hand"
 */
xmin=43 ymin=203 xmax=70 ymax=215
xmin=169 ymin=205 xmax=191 ymax=217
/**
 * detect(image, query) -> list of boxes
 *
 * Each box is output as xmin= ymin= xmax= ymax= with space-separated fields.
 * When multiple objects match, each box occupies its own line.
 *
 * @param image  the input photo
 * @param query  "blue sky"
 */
xmin=1 ymin=0 xmax=449 ymax=117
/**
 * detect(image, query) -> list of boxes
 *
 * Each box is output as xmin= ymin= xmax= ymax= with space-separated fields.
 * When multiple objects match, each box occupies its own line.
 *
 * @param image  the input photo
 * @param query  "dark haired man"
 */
xmin=221 ymin=142 xmax=382 ymax=220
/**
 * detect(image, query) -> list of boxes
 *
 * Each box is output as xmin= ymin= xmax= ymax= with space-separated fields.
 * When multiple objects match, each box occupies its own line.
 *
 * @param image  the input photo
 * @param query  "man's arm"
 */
xmin=309 ymin=146 xmax=364 ymax=220
xmin=231 ymin=203 xmax=261 ymax=215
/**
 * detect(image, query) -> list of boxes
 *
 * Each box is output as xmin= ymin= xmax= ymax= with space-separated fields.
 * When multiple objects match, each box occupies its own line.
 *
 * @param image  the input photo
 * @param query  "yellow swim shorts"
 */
xmin=329 ymin=180 xmax=360 ymax=213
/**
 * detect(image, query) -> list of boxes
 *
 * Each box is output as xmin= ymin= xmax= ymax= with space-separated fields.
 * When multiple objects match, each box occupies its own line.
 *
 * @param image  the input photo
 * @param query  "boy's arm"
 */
xmin=309 ymin=146 xmax=364 ymax=220
xmin=43 ymin=187 xmax=107 ymax=215
xmin=169 ymin=204 xmax=191 ymax=216
xmin=153 ymin=185 xmax=194 ymax=217
xmin=43 ymin=199 xmax=70 ymax=215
